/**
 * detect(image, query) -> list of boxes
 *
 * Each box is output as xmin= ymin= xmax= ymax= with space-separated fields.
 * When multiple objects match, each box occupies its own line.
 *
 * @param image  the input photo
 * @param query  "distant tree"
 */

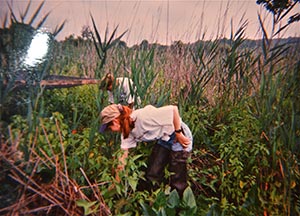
xmin=257 ymin=0 xmax=300 ymax=25
xmin=81 ymin=25 xmax=93 ymax=40
xmin=140 ymin=40 xmax=149 ymax=50
xmin=118 ymin=40 xmax=127 ymax=48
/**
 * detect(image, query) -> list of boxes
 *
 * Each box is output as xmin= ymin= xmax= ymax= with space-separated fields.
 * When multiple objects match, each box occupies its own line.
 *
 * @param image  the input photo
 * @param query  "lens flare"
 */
xmin=24 ymin=31 xmax=50 ymax=67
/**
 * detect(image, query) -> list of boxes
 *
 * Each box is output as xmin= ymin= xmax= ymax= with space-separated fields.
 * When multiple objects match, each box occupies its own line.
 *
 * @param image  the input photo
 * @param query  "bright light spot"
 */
xmin=24 ymin=31 xmax=50 ymax=67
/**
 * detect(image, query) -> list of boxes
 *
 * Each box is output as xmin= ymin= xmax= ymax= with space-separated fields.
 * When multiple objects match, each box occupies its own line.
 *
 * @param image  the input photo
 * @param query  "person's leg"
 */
xmin=169 ymin=150 xmax=190 ymax=197
xmin=138 ymin=144 xmax=170 ymax=192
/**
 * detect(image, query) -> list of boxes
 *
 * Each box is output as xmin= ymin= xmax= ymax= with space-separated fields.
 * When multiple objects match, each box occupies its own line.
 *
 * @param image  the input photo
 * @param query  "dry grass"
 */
xmin=0 ymin=127 xmax=111 ymax=216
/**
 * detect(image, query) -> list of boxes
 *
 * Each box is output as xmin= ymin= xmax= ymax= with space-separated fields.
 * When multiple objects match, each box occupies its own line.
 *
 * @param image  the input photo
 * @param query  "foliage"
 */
xmin=210 ymin=103 xmax=268 ymax=214
xmin=256 ymin=0 xmax=300 ymax=36
xmin=129 ymin=47 xmax=169 ymax=107
xmin=49 ymin=36 xmax=96 ymax=77
xmin=256 ymin=0 xmax=300 ymax=26
xmin=141 ymin=187 xmax=197 ymax=216
xmin=41 ymin=85 xmax=100 ymax=131
xmin=90 ymin=15 xmax=127 ymax=77
xmin=76 ymin=199 xmax=98 ymax=216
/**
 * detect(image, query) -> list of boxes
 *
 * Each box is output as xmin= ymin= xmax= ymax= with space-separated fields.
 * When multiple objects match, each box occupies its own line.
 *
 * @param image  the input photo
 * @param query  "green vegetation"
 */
xmin=1 ymin=1 xmax=300 ymax=215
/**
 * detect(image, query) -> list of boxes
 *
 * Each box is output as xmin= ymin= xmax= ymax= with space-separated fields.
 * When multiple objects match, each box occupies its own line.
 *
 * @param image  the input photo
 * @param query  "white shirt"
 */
xmin=108 ymin=77 xmax=141 ymax=106
xmin=121 ymin=105 xmax=176 ymax=149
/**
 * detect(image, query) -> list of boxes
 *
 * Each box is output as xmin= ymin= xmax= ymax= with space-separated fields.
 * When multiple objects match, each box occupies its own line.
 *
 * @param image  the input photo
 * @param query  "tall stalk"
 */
xmin=90 ymin=15 xmax=127 ymax=78
xmin=248 ymin=13 xmax=300 ymax=215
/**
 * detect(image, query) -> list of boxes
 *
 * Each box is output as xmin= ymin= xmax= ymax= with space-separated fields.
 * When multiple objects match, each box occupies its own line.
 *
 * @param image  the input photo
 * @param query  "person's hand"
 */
xmin=175 ymin=132 xmax=191 ymax=148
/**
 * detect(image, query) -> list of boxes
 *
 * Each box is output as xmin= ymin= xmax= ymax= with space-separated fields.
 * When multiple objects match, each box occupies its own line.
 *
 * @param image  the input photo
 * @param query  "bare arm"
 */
xmin=173 ymin=106 xmax=191 ymax=148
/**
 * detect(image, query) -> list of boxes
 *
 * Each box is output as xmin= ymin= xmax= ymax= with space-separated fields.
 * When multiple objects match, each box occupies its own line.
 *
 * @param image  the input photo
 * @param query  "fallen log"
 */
xmin=8 ymin=75 xmax=102 ymax=90
xmin=39 ymin=78 xmax=101 ymax=89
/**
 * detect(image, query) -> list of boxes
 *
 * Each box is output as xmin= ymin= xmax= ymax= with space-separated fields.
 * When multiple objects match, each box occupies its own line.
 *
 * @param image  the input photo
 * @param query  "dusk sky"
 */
xmin=1 ymin=0 xmax=299 ymax=46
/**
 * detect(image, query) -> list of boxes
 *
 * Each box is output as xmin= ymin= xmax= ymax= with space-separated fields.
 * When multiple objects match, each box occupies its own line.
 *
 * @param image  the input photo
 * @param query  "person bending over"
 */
xmin=99 ymin=73 xmax=141 ymax=109
xmin=99 ymin=103 xmax=193 ymax=196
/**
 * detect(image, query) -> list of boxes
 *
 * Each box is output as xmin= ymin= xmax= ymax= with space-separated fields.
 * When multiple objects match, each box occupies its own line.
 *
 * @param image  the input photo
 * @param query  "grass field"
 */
xmin=1 ymin=1 xmax=300 ymax=215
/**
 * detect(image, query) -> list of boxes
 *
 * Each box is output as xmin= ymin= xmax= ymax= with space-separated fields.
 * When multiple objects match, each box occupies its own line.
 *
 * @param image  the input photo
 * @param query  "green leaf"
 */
xmin=179 ymin=187 xmax=198 ymax=215
xmin=181 ymin=187 xmax=197 ymax=209
xmin=154 ymin=191 xmax=167 ymax=209
xmin=239 ymin=180 xmax=245 ymax=189
xmin=128 ymin=176 xmax=137 ymax=191
xmin=76 ymin=199 xmax=98 ymax=216
xmin=140 ymin=202 xmax=157 ymax=216
xmin=167 ymin=189 xmax=180 ymax=208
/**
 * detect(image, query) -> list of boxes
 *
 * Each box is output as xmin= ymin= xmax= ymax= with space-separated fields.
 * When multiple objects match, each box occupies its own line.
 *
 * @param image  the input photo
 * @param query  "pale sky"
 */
xmin=1 ymin=0 xmax=299 ymax=46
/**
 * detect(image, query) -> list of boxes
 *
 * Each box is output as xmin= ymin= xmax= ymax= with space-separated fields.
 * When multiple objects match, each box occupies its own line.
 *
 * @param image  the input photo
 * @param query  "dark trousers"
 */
xmin=138 ymin=144 xmax=189 ymax=197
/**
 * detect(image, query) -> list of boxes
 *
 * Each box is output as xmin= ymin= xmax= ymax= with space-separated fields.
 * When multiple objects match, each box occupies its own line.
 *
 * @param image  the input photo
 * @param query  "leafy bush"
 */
xmin=209 ymin=102 xmax=268 ymax=214
xmin=41 ymin=85 xmax=100 ymax=131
